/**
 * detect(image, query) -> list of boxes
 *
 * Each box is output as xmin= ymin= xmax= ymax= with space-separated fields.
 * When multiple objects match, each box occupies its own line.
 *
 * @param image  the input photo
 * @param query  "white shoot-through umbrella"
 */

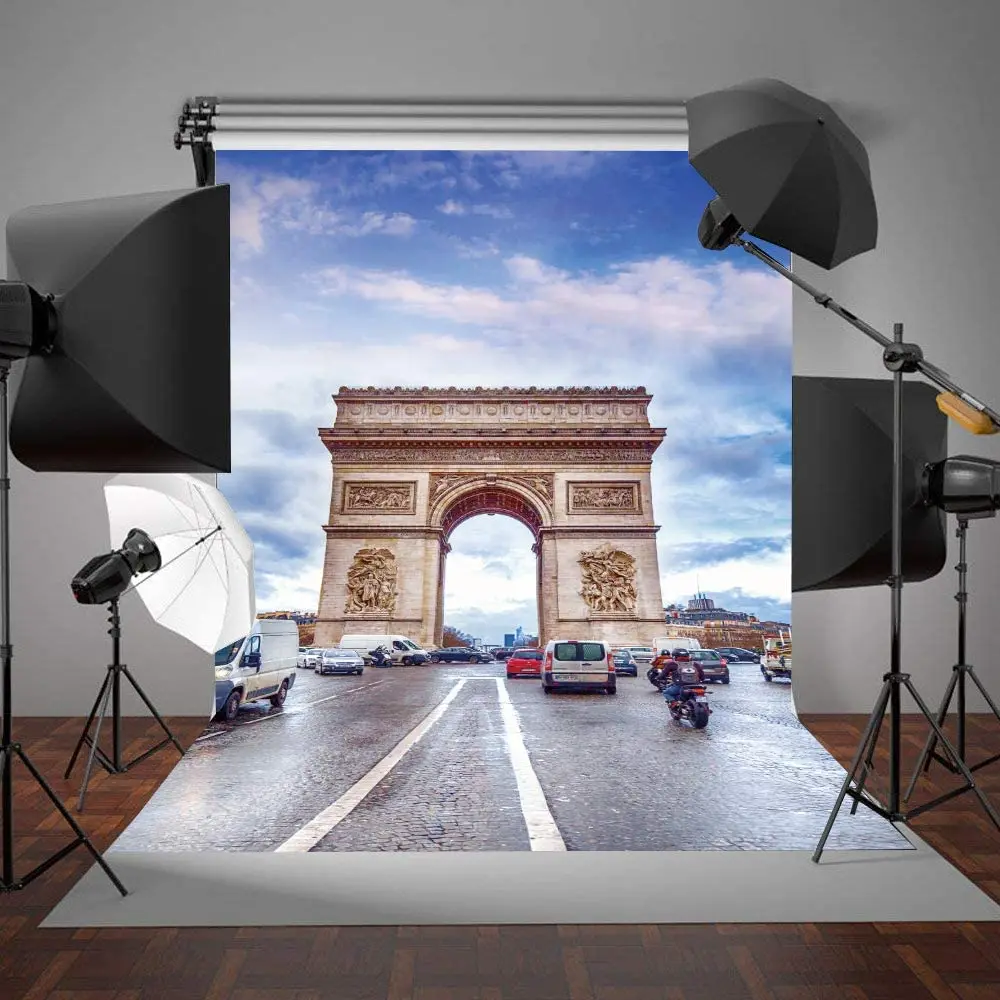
xmin=103 ymin=473 xmax=256 ymax=654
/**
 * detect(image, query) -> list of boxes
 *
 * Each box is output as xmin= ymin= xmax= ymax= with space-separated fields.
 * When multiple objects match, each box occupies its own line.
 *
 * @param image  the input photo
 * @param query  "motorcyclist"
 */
xmin=369 ymin=644 xmax=391 ymax=668
xmin=660 ymin=651 xmax=705 ymax=704
xmin=648 ymin=647 xmax=679 ymax=689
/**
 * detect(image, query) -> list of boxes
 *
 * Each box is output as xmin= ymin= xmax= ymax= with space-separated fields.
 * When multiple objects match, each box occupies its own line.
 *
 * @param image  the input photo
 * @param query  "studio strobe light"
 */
xmin=71 ymin=528 xmax=162 ymax=606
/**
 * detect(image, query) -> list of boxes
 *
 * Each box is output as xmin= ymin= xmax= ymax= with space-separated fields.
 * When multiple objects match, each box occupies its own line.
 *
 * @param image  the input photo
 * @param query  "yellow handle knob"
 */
xmin=936 ymin=392 xmax=999 ymax=435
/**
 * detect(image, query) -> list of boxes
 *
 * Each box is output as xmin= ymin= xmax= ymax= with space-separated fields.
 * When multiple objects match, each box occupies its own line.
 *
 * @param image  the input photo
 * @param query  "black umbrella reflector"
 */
xmin=793 ymin=376 xmax=947 ymax=592
xmin=4 ymin=184 xmax=230 ymax=472
xmin=687 ymin=78 xmax=878 ymax=270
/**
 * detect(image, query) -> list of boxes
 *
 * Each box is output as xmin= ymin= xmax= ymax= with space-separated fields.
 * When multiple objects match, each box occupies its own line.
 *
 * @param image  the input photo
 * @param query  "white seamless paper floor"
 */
xmin=42 ymin=825 xmax=1000 ymax=927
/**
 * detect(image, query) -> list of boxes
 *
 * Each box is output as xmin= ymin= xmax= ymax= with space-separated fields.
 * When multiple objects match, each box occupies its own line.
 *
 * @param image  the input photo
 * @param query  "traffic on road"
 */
xmin=113 ymin=632 xmax=907 ymax=855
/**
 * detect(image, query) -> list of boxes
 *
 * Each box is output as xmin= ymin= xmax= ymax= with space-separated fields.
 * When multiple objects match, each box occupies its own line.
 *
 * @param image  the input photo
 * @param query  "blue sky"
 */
xmin=218 ymin=150 xmax=792 ymax=644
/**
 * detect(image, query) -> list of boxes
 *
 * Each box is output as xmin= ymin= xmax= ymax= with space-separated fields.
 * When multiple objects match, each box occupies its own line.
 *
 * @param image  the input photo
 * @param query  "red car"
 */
xmin=506 ymin=648 xmax=543 ymax=678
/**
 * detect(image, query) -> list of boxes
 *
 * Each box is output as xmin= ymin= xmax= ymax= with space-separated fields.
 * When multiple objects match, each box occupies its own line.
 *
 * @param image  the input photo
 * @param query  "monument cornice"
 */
xmin=321 ymin=441 xmax=663 ymax=465
xmin=334 ymin=385 xmax=652 ymax=400
xmin=538 ymin=525 xmax=661 ymax=537
xmin=320 ymin=428 xmax=666 ymax=439
xmin=323 ymin=525 xmax=446 ymax=538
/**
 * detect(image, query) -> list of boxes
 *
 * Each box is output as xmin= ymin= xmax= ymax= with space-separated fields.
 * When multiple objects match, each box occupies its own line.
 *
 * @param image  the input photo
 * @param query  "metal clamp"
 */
xmin=174 ymin=97 xmax=218 ymax=187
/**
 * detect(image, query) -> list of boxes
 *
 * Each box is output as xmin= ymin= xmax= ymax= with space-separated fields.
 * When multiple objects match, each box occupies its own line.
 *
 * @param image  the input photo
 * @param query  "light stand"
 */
xmin=723 ymin=234 xmax=1000 ymax=861
xmin=904 ymin=512 xmax=1000 ymax=804
xmin=64 ymin=597 xmax=185 ymax=811
xmin=0 ymin=364 xmax=127 ymax=896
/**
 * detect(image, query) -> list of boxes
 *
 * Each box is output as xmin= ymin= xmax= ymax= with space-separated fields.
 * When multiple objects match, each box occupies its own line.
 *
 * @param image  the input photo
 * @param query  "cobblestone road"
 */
xmin=111 ymin=661 xmax=911 ymax=853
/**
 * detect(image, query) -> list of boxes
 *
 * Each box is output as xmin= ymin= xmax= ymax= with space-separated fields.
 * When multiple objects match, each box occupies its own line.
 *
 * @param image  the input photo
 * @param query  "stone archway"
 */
xmin=313 ymin=387 xmax=667 ymax=650
xmin=431 ymin=479 xmax=548 ymax=649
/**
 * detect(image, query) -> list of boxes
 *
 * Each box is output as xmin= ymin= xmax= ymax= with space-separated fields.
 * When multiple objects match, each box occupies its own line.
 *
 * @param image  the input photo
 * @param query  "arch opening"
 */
xmin=440 ymin=510 xmax=540 ymax=650
xmin=440 ymin=486 xmax=544 ymax=543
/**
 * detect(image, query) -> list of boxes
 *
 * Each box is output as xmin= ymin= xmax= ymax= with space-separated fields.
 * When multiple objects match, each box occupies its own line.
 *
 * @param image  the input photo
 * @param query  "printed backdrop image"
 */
xmin=110 ymin=149 xmax=909 ymax=854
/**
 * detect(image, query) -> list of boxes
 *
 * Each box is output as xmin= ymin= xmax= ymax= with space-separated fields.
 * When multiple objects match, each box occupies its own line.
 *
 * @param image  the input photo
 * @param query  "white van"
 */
xmin=338 ymin=633 xmax=429 ymax=666
xmin=214 ymin=618 xmax=299 ymax=721
xmin=541 ymin=638 xmax=616 ymax=695
xmin=652 ymin=635 xmax=702 ymax=654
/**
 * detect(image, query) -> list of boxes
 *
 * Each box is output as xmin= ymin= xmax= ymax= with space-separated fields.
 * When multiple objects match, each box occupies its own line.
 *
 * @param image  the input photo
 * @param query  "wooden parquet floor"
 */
xmin=3 ymin=713 xmax=1000 ymax=999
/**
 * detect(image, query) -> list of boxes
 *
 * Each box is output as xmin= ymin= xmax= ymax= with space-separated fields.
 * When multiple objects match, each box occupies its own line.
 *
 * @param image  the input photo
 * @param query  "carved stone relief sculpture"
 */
xmin=344 ymin=482 xmax=415 ymax=512
xmin=344 ymin=547 xmax=398 ymax=613
xmin=569 ymin=482 xmax=640 ymax=512
xmin=579 ymin=543 xmax=638 ymax=614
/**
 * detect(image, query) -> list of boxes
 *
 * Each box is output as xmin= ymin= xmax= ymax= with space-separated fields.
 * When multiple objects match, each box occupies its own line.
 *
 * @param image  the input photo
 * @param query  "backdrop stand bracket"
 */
xmin=174 ymin=97 xmax=218 ymax=187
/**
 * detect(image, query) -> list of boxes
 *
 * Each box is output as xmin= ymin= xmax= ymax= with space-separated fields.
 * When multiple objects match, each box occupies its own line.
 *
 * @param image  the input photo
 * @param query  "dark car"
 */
xmin=689 ymin=648 xmax=730 ymax=684
xmin=493 ymin=647 xmax=515 ymax=662
xmin=428 ymin=646 xmax=493 ymax=664
xmin=611 ymin=650 xmax=638 ymax=676
xmin=715 ymin=647 xmax=756 ymax=663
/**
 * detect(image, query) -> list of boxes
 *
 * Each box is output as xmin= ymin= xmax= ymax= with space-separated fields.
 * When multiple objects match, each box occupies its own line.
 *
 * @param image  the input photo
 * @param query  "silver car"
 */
xmin=317 ymin=648 xmax=365 ymax=676
xmin=619 ymin=645 xmax=655 ymax=665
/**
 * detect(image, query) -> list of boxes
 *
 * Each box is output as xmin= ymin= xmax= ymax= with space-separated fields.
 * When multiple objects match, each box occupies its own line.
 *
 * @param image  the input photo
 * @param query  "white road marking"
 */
xmin=274 ymin=678 xmax=468 ymax=853
xmin=194 ymin=680 xmax=388 ymax=743
xmin=495 ymin=678 xmax=567 ymax=851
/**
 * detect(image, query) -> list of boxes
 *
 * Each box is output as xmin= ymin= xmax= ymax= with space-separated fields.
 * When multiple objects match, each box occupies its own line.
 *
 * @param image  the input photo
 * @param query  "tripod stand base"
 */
xmin=64 ymin=651 xmax=186 ymax=811
xmin=1 ymin=741 xmax=127 ymax=896
xmin=904 ymin=662 xmax=1000 ymax=811
xmin=813 ymin=670 xmax=1000 ymax=863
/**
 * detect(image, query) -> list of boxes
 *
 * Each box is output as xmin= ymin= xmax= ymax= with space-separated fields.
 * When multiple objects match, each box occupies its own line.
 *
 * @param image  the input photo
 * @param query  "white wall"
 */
xmin=2 ymin=0 xmax=998 ymax=716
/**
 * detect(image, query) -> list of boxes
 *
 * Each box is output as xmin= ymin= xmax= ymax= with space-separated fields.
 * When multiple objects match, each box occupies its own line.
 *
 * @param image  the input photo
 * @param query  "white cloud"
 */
xmin=312 ymin=253 xmax=791 ymax=355
xmin=437 ymin=201 xmax=511 ymax=219
xmin=336 ymin=211 xmax=417 ymax=237
xmin=226 ymin=169 xmax=418 ymax=252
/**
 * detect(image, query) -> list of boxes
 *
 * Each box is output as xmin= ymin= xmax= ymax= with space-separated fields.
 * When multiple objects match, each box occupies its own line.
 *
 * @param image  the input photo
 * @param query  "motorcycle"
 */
xmin=369 ymin=644 xmax=393 ymax=668
xmin=665 ymin=685 xmax=712 ymax=729
xmin=646 ymin=665 xmax=669 ymax=691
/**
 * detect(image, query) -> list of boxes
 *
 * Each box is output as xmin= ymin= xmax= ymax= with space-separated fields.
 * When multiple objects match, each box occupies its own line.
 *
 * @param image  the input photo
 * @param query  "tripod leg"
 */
xmin=13 ymin=746 xmax=127 ymax=896
xmin=967 ymin=666 xmax=1000 ymax=722
xmin=1 ymin=745 xmax=11 ymax=888
xmin=904 ymin=668 xmax=958 ymax=802
xmin=903 ymin=678 xmax=1000 ymax=833
xmin=121 ymin=665 xmax=185 ymax=758
xmin=813 ymin=678 xmax=893 ymax=864
xmin=77 ymin=677 xmax=114 ymax=812
xmin=851 ymin=704 xmax=888 ymax=815
xmin=64 ymin=669 xmax=113 ymax=779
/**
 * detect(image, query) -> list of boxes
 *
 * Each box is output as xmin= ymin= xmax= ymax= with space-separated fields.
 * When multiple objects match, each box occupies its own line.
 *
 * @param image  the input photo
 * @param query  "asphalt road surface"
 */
xmin=110 ymin=661 xmax=911 ymax=853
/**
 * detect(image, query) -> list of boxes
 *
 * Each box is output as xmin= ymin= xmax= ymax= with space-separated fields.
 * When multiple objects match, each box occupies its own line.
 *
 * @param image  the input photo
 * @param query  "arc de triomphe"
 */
xmin=313 ymin=386 xmax=666 ymax=650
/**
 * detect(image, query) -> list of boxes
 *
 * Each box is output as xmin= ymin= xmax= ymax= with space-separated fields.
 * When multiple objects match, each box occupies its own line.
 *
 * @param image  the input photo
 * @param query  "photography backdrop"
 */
xmin=3 ymin=0 xmax=1000 ymax=719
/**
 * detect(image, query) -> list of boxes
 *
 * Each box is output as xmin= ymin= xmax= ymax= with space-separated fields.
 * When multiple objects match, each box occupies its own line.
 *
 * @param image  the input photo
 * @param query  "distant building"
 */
xmin=257 ymin=610 xmax=318 ymax=625
xmin=663 ymin=593 xmax=789 ymax=651
xmin=504 ymin=633 xmax=516 ymax=647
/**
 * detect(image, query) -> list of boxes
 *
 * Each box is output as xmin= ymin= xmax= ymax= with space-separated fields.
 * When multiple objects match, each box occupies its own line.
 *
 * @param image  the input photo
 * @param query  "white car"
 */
xmin=541 ymin=639 xmax=616 ymax=695
xmin=296 ymin=646 xmax=323 ymax=669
